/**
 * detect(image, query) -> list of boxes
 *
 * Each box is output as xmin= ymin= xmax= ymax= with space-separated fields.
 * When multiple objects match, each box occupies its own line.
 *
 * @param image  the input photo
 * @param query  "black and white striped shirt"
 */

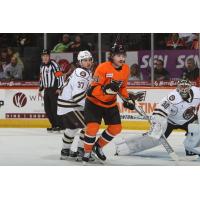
xmin=39 ymin=60 xmax=64 ymax=91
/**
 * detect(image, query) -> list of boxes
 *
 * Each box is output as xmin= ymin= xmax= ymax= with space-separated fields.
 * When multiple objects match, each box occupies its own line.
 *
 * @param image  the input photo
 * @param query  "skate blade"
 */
xmin=93 ymin=154 xmax=106 ymax=164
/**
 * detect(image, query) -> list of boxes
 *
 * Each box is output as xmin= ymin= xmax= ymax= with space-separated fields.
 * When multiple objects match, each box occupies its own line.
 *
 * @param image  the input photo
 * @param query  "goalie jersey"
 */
xmin=57 ymin=67 xmax=92 ymax=115
xmin=153 ymin=86 xmax=200 ymax=125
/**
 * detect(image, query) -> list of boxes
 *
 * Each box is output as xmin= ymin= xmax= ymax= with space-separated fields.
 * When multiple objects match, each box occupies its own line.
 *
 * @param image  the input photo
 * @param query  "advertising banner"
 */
xmin=4 ymin=89 xmax=45 ymax=119
xmin=0 ymin=90 xmax=5 ymax=119
xmin=0 ymin=88 xmax=174 ymax=120
xmin=138 ymin=50 xmax=199 ymax=80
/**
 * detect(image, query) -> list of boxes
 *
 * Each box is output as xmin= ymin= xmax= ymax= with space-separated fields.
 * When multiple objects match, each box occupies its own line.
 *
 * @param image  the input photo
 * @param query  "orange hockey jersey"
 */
xmin=87 ymin=61 xmax=130 ymax=108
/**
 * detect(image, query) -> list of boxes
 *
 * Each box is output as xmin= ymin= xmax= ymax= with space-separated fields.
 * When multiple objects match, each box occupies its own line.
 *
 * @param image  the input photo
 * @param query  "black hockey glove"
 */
xmin=102 ymin=82 xmax=120 ymax=95
xmin=123 ymin=97 xmax=135 ymax=110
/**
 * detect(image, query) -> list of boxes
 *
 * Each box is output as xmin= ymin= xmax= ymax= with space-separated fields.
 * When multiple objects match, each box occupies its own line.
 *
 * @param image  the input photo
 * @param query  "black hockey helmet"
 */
xmin=177 ymin=78 xmax=192 ymax=99
xmin=41 ymin=49 xmax=50 ymax=55
xmin=110 ymin=43 xmax=126 ymax=55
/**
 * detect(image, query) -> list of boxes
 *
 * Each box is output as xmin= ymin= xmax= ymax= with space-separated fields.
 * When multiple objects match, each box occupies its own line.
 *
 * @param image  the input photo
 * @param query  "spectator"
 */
xmin=17 ymin=34 xmax=32 ymax=47
xmin=166 ymin=33 xmax=186 ymax=49
xmin=70 ymin=35 xmax=86 ymax=52
xmin=154 ymin=59 xmax=170 ymax=81
xmin=0 ymin=49 xmax=10 ymax=68
xmin=70 ymin=35 xmax=92 ymax=62
xmin=182 ymin=58 xmax=199 ymax=81
xmin=4 ymin=56 xmax=23 ymax=80
xmin=7 ymin=47 xmax=24 ymax=70
xmin=129 ymin=64 xmax=143 ymax=81
xmin=191 ymin=39 xmax=199 ymax=49
xmin=0 ymin=61 xmax=5 ymax=80
xmin=52 ymin=34 xmax=73 ymax=53
xmin=71 ymin=35 xmax=92 ymax=52
xmin=179 ymin=33 xmax=198 ymax=48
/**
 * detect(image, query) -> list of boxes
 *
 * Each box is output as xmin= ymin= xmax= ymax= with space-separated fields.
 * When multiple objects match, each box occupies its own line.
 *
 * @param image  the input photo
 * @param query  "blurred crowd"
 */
xmin=0 ymin=33 xmax=200 ymax=83
xmin=155 ymin=33 xmax=199 ymax=50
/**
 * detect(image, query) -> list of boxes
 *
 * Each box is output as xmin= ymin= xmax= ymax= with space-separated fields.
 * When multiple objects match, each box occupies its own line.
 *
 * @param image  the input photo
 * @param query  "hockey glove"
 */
xmin=102 ymin=82 xmax=120 ymax=95
xmin=123 ymin=97 xmax=135 ymax=110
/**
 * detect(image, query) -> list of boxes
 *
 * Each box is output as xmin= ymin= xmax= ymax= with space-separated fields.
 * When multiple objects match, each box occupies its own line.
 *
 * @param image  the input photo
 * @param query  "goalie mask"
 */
xmin=177 ymin=79 xmax=192 ymax=99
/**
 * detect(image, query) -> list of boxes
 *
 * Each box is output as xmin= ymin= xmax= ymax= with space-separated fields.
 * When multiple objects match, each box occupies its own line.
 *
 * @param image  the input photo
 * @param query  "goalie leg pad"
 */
xmin=115 ymin=134 xmax=161 ymax=156
xmin=184 ymin=124 xmax=200 ymax=155
xmin=148 ymin=115 xmax=168 ymax=139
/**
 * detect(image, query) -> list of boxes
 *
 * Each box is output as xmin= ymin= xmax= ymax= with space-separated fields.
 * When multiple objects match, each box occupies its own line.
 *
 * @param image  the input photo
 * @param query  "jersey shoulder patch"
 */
xmin=74 ymin=68 xmax=90 ymax=80
xmin=167 ymin=90 xmax=182 ymax=104
xmin=169 ymin=95 xmax=175 ymax=101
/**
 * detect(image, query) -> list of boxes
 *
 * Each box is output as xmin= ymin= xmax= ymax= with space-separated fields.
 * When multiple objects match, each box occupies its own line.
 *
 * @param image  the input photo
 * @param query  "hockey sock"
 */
xmin=84 ymin=122 xmax=100 ymax=153
xmin=62 ymin=128 xmax=79 ymax=149
xmin=97 ymin=124 xmax=122 ymax=148
xmin=78 ymin=129 xmax=85 ymax=149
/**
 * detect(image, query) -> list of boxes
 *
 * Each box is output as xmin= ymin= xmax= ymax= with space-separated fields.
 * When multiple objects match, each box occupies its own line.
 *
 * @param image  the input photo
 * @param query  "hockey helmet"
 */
xmin=177 ymin=79 xmax=192 ymax=99
xmin=41 ymin=49 xmax=50 ymax=55
xmin=77 ymin=50 xmax=93 ymax=62
xmin=110 ymin=43 xmax=126 ymax=55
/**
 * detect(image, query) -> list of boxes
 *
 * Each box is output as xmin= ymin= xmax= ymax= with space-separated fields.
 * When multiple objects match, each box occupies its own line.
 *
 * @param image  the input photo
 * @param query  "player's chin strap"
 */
xmin=117 ymin=92 xmax=181 ymax=164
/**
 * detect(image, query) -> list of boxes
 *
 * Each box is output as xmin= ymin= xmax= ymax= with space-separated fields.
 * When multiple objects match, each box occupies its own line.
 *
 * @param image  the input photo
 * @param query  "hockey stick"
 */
xmin=117 ymin=92 xmax=180 ymax=163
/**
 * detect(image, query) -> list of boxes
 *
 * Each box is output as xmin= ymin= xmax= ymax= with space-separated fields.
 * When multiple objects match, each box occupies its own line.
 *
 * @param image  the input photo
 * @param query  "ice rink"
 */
xmin=0 ymin=128 xmax=199 ymax=166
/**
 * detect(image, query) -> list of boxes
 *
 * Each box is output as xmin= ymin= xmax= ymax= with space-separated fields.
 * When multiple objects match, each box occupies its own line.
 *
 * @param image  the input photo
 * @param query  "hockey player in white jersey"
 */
xmin=57 ymin=50 xmax=93 ymax=160
xmin=116 ymin=79 xmax=200 ymax=157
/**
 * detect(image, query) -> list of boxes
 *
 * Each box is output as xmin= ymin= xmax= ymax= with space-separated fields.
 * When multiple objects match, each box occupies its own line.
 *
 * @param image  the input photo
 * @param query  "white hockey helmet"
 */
xmin=77 ymin=50 xmax=93 ymax=62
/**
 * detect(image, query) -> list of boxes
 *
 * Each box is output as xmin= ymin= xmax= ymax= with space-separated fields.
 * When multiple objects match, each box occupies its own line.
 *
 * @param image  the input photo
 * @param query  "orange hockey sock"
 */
xmin=84 ymin=122 xmax=100 ymax=153
xmin=97 ymin=124 xmax=122 ymax=148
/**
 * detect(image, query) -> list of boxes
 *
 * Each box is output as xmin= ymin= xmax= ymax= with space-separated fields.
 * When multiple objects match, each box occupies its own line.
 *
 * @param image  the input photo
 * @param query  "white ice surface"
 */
xmin=0 ymin=128 xmax=199 ymax=166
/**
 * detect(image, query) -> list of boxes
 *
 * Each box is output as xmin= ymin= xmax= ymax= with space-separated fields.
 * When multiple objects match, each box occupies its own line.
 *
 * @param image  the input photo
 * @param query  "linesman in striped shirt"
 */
xmin=39 ymin=49 xmax=64 ymax=132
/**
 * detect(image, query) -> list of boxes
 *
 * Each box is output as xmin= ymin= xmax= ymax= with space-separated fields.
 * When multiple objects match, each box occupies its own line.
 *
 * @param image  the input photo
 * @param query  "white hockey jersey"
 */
xmin=153 ymin=86 xmax=200 ymax=125
xmin=57 ymin=67 xmax=92 ymax=115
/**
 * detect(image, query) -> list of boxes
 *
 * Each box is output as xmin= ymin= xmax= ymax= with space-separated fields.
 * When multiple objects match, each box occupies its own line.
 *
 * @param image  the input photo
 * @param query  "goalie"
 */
xmin=115 ymin=79 xmax=200 ymax=157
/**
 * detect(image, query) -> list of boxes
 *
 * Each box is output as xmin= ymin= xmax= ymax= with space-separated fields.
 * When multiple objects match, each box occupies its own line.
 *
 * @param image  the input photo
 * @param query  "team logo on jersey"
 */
xmin=106 ymin=73 xmax=113 ymax=78
xmin=80 ymin=71 xmax=87 ymax=77
xmin=111 ymin=80 xmax=123 ymax=87
xmin=169 ymin=95 xmax=175 ymax=101
xmin=13 ymin=92 xmax=27 ymax=108
xmin=183 ymin=106 xmax=195 ymax=120
xmin=170 ymin=106 xmax=178 ymax=116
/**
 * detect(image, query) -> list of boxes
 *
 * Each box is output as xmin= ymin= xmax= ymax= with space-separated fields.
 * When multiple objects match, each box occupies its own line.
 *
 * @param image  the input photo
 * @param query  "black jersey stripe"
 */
xmin=57 ymin=104 xmax=81 ymax=108
xmin=152 ymin=112 xmax=166 ymax=118
xmin=154 ymin=108 xmax=168 ymax=117
xmin=73 ymin=91 xmax=86 ymax=99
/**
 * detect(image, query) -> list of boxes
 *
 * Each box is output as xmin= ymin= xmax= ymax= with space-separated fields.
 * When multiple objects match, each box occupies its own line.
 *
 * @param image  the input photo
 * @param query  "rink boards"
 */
xmin=0 ymin=87 xmax=174 ymax=129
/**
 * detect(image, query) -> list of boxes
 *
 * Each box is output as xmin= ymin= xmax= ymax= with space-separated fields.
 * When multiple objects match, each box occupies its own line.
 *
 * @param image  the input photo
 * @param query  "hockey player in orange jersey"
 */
xmin=82 ymin=43 xmax=135 ymax=162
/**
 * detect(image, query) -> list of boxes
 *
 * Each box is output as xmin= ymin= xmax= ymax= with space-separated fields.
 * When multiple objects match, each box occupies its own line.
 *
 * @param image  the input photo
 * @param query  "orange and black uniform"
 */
xmin=84 ymin=61 xmax=130 ymax=153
